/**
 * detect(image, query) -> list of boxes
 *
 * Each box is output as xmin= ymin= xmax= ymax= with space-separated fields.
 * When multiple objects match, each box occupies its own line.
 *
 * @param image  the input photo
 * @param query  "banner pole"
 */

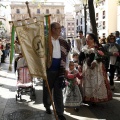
xmin=25 ymin=2 xmax=58 ymax=120
xmin=25 ymin=1 xmax=31 ymax=18
xmin=45 ymin=78 xmax=58 ymax=120
xmin=45 ymin=15 xmax=58 ymax=120
xmin=9 ymin=25 xmax=15 ymax=71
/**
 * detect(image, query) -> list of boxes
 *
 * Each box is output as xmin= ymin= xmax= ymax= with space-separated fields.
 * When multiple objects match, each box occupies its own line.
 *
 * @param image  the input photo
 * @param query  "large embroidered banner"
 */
xmin=13 ymin=16 xmax=46 ymax=79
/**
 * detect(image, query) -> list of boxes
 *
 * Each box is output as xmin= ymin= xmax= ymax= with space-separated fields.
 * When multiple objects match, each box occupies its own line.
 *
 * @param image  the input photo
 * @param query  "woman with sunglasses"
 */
xmin=78 ymin=33 xmax=112 ymax=103
xmin=104 ymin=34 xmax=120 ymax=90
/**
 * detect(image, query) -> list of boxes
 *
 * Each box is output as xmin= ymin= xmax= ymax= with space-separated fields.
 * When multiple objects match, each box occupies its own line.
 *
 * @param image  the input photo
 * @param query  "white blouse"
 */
xmin=109 ymin=45 xmax=118 ymax=65
xmin=52 ymin=37 xmax=61 ymax=58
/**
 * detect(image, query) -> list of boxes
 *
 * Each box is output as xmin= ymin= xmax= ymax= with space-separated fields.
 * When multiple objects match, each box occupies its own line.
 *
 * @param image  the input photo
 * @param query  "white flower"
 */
xmin=82 ymin=45 xmax=95 ymax=54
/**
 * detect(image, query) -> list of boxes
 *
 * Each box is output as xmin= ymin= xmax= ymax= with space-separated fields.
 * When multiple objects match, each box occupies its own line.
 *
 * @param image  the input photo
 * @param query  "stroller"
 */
xmin=15 ymin=56 xmax=36 ymax=101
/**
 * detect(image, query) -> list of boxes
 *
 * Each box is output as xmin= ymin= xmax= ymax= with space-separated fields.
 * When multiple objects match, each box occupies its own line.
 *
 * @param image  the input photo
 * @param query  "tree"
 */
xmin=88 ymin=0 xmax=98 ymax=37
xmin=118 ymin=0 xmax=120 ymax=5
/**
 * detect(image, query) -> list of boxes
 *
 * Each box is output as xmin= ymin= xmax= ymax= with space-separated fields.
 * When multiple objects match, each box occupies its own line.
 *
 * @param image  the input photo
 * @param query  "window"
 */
xmin=96 ymin=13 xmax=98 ymax=20
xmin=103 ymin=11 xmax=105 ymax=19
xmin=56 ymin=9 xmax=60 ymax=14
xmin=103 ymin=21 xmax=105 ymax=29
xmin=96 ymin=23 xmax=98 ymax=28
xmin=68 ymin=23 xmax=70 ymax=25
xmin=80 ymin=26 xmax=82 ymax=31
xmin=77 ymin=27 xmax=79 ymax=31
xmin=81 ymin=18 xmax=82 ymax=24
xmin=103 ymin=33 xmax=105 ymax=37
xmin=46 ymin=9 xmax=49 ymax=14
xmin=76 ymin=19 xmax=78 ymax=25
xmin=37 ymin=9 xmax=40 ymax=14
xmin=68 ymin=28 xmax=71 ymax=31
xmin=16 ymin=9 xmax=20 ymax=14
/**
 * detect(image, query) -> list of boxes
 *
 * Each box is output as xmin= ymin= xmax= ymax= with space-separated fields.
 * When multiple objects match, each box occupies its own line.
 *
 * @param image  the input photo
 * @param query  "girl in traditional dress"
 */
xmin=79 ymin=33 xmax=112 ymax=103
xmin=63 ymin=61 xmax=82 ymax=111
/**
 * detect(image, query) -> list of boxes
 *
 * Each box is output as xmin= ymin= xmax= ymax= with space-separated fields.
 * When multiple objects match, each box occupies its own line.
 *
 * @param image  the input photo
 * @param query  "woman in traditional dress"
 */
xmin=79 ymin=33 xmax=112 ymax=103
xmin=63 ymin=61 xmax=82 ymax=111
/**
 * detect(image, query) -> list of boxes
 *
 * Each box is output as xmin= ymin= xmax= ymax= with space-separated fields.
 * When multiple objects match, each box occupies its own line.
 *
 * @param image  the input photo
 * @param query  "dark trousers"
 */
xmin=1 ymin=50 xmax=5 ymax=63
xmin=14 ymin=60 xmax=17 ymax=72
xmin=116 ymin=66 xmax=120 ymax=77
xmin=43 ymin=70 xmax=64 ymax=115
xmin=109 ymin=64 xmax=116 ymax=85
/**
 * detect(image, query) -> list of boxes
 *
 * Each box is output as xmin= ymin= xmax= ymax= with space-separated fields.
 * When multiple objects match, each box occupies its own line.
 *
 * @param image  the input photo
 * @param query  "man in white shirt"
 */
xmin=76 ymin=30 xmax=86 ymax=53
xmin=43 ymin=22 xmax=70 ymax=120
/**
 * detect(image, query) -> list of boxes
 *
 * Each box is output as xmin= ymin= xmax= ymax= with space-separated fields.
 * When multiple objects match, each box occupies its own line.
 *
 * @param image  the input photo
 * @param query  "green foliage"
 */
xmin=118 ymin=0 xmax=120 ymax=5
xmin=94 ymin=0 xmax=99 ymax=4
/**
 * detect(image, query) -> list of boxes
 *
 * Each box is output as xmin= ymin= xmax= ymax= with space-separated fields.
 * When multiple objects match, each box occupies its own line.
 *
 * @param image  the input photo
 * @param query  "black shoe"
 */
xmin=58 ymin=115 xmax=66 ymax=120
xmin=46 ymin=108 xmax=52 ymax=114
xmin=74 ymin=108 xmax=79 ymax=112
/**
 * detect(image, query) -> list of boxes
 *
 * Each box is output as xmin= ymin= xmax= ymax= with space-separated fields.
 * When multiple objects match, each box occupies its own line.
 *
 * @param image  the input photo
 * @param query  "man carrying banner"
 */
xmin=43 ymin=22 xmax=70 ymax=120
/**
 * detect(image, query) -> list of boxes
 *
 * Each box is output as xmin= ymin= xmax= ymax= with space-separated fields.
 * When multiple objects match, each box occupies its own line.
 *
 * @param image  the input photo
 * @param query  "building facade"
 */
xmin=74 ymin=0 xmax=120 ymax=38
xmin=65 ymin=12 xmax=75 ymax=38
xmin=0 ymin=2 xmax=10 ymax=39
xmin=10 ymin=1 xmax=65 ymax=25
xmin=0 ymin=1 xmax=66 ymax=39
xmin=74 ymin=2 xmax=91 ymax=38
xmin=95 ymin=0 xmax=118 ymax=37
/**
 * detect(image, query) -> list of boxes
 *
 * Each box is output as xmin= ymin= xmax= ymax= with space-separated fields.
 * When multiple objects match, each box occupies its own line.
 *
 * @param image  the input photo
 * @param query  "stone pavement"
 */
xmin=0 ymin=57 xmax=120 ymax=120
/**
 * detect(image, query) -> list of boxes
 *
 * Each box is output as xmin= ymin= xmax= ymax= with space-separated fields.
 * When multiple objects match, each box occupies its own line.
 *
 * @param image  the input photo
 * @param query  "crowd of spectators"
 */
xmin=0 ymin=38 xmax=10 ymax=70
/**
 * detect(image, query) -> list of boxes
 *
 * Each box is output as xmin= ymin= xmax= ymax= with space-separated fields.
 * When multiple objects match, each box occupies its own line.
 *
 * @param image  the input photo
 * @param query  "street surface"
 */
xmin=0 ymin=57 xmax=120 ymax=120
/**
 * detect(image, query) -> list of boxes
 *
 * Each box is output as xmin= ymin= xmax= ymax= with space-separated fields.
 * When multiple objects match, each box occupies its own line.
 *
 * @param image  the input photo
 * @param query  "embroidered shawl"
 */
xmin=47 ymin=36 xmax=70 ymax=78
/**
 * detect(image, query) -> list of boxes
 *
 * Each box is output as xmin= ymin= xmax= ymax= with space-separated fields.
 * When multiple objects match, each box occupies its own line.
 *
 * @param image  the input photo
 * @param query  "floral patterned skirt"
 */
xmin=82 ymin=62 xmax=112 ymax=103
xmin=63 ymin=84 xmax=82 ymax=108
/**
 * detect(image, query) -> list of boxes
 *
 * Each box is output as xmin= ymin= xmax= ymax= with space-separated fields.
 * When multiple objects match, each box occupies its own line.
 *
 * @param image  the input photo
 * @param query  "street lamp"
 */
xmin=82 ymin=0 xmax=88 ymax=37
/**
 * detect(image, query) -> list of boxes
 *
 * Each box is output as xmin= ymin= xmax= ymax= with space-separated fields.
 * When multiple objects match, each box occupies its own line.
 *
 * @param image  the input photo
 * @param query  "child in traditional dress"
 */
xmin=63 ymin=61 xmax=82 ymax=112
xmin=76 ymin=65 xmax=83 ymax=89
xmin=72 ymin=52 xmax=79 ymax=69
